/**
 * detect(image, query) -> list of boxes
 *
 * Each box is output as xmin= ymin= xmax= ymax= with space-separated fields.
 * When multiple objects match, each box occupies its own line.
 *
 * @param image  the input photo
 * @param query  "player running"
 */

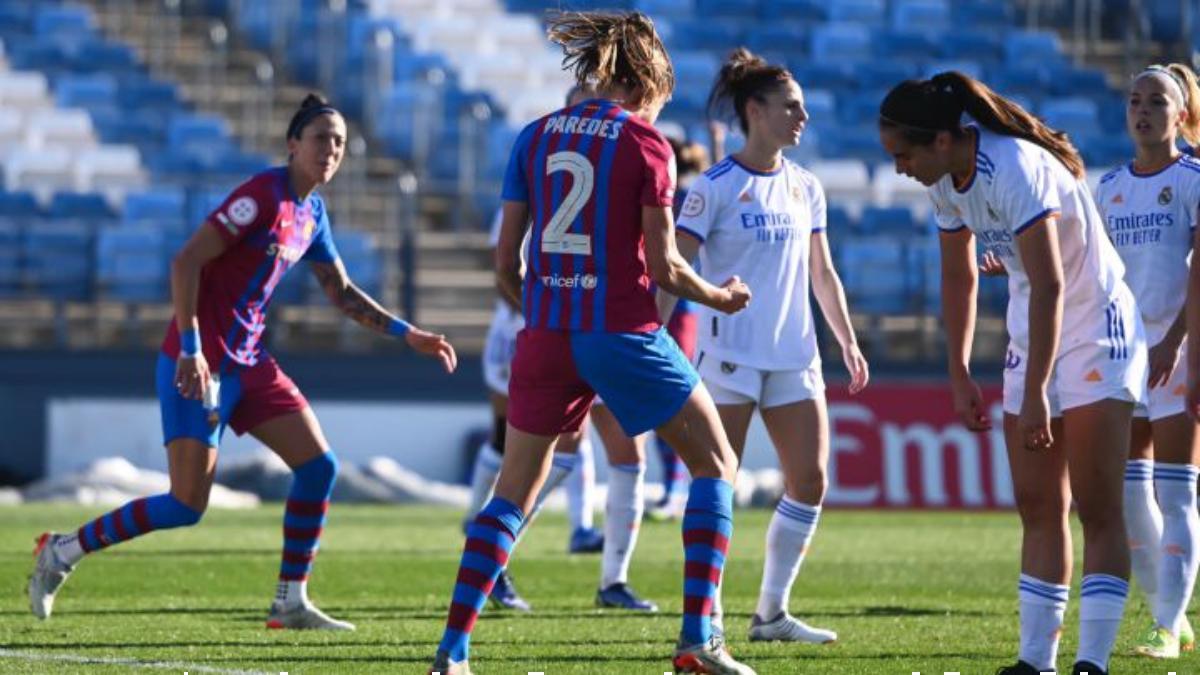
xmin=28 ymin=94 xmax=456 ymax=630
xmin=430 ymin=11 xmax=755 ymax=675
xmin=1097 ymin=63 xmax=1200 ymax=660
xmin=879 ymin=72 xmax=1147 ymax=675
xmin=671 ymin=48 xmax=868 ymax=645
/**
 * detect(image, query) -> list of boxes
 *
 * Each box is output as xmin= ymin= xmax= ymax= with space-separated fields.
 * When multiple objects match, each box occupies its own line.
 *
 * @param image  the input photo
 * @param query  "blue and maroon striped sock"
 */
xmin=439 ymin=497 xmax=524 ymax=661
xmin=67 ymin=493 xmax=201 ymax=562
xmin=681 ymin=477 xmax=734 ymax=646
xmin=277 ymin=452 xmax=337 ymax=599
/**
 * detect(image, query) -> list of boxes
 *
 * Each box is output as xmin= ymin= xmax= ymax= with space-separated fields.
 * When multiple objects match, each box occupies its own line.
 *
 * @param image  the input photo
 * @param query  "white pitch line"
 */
xmin=0 ymin=648 xmax=275 ymax=675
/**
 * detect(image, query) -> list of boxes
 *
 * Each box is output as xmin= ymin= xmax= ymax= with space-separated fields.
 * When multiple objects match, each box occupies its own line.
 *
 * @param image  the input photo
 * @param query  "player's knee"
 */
xmin=1013 ymin=485 xmax=1068 ymax=526
xmin=1074 ymin=494 xmax=1123 ymax=532
xmin=162 ymin=493 xmax=204 ymax=527
xmin=298 ymin=450 xmax=339 ymax=486
xmin=786 ymin=469 xmax=827 ymax=504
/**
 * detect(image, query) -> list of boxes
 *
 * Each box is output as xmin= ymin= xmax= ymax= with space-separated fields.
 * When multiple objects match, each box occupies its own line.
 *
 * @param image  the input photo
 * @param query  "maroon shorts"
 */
xmin=228 ymin=355 xmax=309 ymax=435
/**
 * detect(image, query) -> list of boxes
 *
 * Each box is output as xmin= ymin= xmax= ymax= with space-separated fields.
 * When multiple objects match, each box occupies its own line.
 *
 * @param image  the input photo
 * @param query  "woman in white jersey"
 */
xmin=673 ymin=48 xmax=868 ymax=644
xmin=1096 ymin=63 xmax=1200 ymax=660
xmin=879 ymin=71 xmax=1148 ymax=675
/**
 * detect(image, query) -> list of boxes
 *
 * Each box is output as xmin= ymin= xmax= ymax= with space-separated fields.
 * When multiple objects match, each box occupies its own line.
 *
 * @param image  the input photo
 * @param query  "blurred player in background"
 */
xmin=1096 ymin=63 xmax=1200 ymax=660
xmin=880 ymin=72 xmax=1146 ymax=675
xmin=671 ymin=48 xmax=868 ymax=645
xmin=27 ymin=94 xmax=456 ymax=631
xmin=431 ymin=11 xmax=755 ymax=674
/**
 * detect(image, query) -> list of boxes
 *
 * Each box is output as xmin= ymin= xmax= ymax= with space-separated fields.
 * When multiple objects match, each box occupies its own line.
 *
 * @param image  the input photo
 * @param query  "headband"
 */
xmin=1135 ymin=66 xmax=1189 ymax=107
xmin=286 ymin=105 xmax=339 ymax=140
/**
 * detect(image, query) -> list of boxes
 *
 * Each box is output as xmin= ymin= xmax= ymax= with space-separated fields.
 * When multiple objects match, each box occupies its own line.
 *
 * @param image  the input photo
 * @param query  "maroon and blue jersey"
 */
xmin=162 ymin=167 xmax=340 ymax=370
xmin=502 ymin=98 xmax=676 ymax=333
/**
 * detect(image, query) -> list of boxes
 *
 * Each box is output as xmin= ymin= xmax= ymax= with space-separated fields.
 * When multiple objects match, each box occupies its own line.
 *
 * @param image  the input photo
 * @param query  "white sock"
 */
xmin=510 ymin=452 xmax=578 ymax=548
xmin=756 ymin=496 xmax=820 ymax=620
xmin=1076 ymin=574 xmax=1128 ymax=670
xmin=601 ymin=462 xmax=644 ymax=588
xmin=274 ymin=579 xmax=309 ymax=607
xmin=466 ymin=441 xmax=503 ymax=519
xmin=1153 ymin=463 xmax=1200 ymax=635
xmin=1123 ymin=459 xmax=1161 ymax=606
xmin=566 ymin=436 xmax=596 ymax=531
xmin=53 ymin=532 xmax=85 ymax=566
xmin=1017 ymin=574 xmax=1068 ymax=671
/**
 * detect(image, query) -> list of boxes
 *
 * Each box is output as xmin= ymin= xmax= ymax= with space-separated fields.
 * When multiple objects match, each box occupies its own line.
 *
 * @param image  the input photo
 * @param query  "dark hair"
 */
xmin=286 ymin=93 xmax=339 ymax=141
xmin=547 ymin=11 xmax=674 ymax=111
xmin=707 ymin=47 xmax=792 ymax=134
xmin=879 ymin=71 xmax=1085 ymax=179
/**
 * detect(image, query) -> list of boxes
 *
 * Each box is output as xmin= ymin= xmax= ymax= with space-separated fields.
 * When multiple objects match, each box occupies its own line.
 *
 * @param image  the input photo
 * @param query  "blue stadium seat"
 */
xmin=855 ymin=61 xmax=918 ymax=90
xmin=663 ymin=19 xmax=744 ymax=51
xmin=118 ymin=77 xmax=180 ymax=110
xmin=71 ymin=41 xmax=139 ymax=75
xmin=8 ymin=42 xmax=72 ymax=72
xmin=1046 ymin=65 xmax=1110 ymax=98
xmin=743 ymin=23 xmax=811 ymax=59
xmin=760 ymin=0 xmax=828 ymax=21
xmin=1002 ymin=30 xmax=1064 ymax=67
xmin=891 ymin=0 xmax=950 ymax=32
xmin=953 ymin=1 xmax=1016 ymax=28
xmin=859 ymin=206 xmax=918 ymax=235
xmin=23 ymin=221 xmax=93 ymax=300
xmin=829 ymin=0 xmax=886 ymax=25
xmin=938 ymin=30 xmax=1004 ymax=63
xmin=0 ymin=191 xmax=44 ymax=220
xmin=123 ymin=187 xmax=187 ymax=231
xmin=838 ymin=234 xmax=911 ymax=313
xmin=791 ymin=62 xmax=855 ymax=91
xmin=1040 ymin=97 xmax=1101 ymax=138
xmin=695 ymin=0 xmax=758 ymax=18
xmin=838 ymin=89 xmax=889 ymax=125
xmin=634 ymin=0 xmax=694 ymax=19
xmin=810 ymin=23 xmax=873 ymax=64
xmin=55 ymin=73 xmax=118 ymax=109
xmin=96 ymin=225 xmax=167 ymax=301
xmin=802 ymin=89 xmax=836 ymax=122
xmin=987 ymin=63 xmax=1050 ymax=99
xmin=875 ymin=30 xmax=940 ymax=61
xmin=335 ymin=230 xmax=381 ymax=296
xmin=0 ymin=221 xmax=18 ymax=294
xmin=33 ymin=5 xmax=95 ymax=40
xmin=48 ymin=192 xmax=116 ymax=221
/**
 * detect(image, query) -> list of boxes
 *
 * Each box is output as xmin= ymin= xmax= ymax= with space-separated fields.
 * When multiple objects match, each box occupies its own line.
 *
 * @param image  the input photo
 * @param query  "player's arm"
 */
xmin=655 ymin=231 xmax=701 ymax=323
xmin=644 ymin=205 xmax=748 ymax=314
xmin=310 ymin=259 xmax=457 ymax=372
xmin=170 ymin=224 xmax=230 ymax=399
xmin=1186 ymin=224 xmax=1200 ymax=419
xmin=1014 ymin=214 xmax=1064 ymax=449
xmin=810 ymin=231 xmax=868 ymax=394
xmin=496 ymin=200 xmax=529 ymax=311
xmin=939 ymin=226 xmax=990 ymax=430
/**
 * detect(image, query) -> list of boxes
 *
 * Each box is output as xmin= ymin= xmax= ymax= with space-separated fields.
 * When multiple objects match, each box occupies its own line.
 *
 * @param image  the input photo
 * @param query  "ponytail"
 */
xmin=707 ymin=47 xmax=792 ymax=134
xmin=547 ymin=11 xmax=673 ymax=112
xmin=880 ymin=71 xmax=1085 ymax=179
xmin=1164 ymin=63 xmax=1200 ymax=147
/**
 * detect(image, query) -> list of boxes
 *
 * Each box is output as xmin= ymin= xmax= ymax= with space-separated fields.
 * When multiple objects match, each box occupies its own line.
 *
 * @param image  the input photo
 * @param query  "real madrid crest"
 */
xmin=1159 ymin=186 xmax=1173 ymax=205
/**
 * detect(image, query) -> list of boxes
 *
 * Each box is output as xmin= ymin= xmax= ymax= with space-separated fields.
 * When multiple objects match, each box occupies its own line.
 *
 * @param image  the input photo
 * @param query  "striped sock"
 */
xmin=1123 ymin=459 xmax=1161 ymax=606
xmin=756 ymin=496 xmax=820 ymax=620
xmin=1153 ymin=463 xmax=1200 ymax=635
xmin=681 ymin=477 xmax=734 ymax=646
xmin=276 ymin=453 xmax=338 ymax=606
xmin=63 ymin=493 xmax=202 ymax=564
xmin=1017 ymin=574 xmax=1069 ymax=671
xmin=439 ymin=497 xmax=524 ymax=662
xmin=1076 ymin=574 xmax=1128 ymax=670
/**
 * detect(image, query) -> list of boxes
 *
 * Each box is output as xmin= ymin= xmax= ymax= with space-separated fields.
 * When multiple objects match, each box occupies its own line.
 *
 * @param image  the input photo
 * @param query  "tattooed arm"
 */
xmin=310 ymin=259 xmax=458 ymax=372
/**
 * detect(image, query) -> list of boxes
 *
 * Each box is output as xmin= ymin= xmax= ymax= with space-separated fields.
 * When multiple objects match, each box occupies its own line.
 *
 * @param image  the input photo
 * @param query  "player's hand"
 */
xmin=1018 ymin=390 xmax=1053 ymax=451
xmin=1147 ymin=335 xmax=1182 ymax=389
xmin=714 ymin=276 xmax=751 ymax=314
xmin=843 ymin=343 xmax=869 ymax=395
xmin=979 ymin=250 xmax=1007 ymax=277
xmin=175 ymin=352 xmax=211 ymax=401
xmin=950 ymin=373 xmax=991 ymax=431
xmin=406 ymin=327 xmax=458 ymax=373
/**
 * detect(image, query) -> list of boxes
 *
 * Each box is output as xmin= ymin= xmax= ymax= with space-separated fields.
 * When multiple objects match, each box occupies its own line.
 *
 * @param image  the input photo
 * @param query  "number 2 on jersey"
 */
xmin=541 ymin=151 xmax=593 ymax=256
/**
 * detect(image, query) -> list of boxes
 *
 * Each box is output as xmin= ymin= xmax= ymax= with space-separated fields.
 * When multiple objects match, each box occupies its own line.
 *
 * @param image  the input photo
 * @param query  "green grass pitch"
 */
xmin=0 ymin=504 xmax=1193 ymax=674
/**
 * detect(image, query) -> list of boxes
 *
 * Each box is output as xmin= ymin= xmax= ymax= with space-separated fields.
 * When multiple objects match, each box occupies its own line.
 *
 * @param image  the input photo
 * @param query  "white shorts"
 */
xmin=696 ymin=352 xmax=824 ymax=408
xmin=1134 ymin=342 xmax=1188 ymax=421
xmin=1002 ymin=290 xmax=1147 ymax=416
xmin=482 ymin=317 xmax=520 ymax=396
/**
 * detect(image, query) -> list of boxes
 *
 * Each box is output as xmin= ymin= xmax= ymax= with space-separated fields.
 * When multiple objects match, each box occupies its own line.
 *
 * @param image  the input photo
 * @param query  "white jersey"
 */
xmin=676 ymin=155 xmax=825 ymax=370
xmin=930 ymin=126 xmax=1127 ymax=355
xmin=1094 ymin=155 xmax=1200 ymax=346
